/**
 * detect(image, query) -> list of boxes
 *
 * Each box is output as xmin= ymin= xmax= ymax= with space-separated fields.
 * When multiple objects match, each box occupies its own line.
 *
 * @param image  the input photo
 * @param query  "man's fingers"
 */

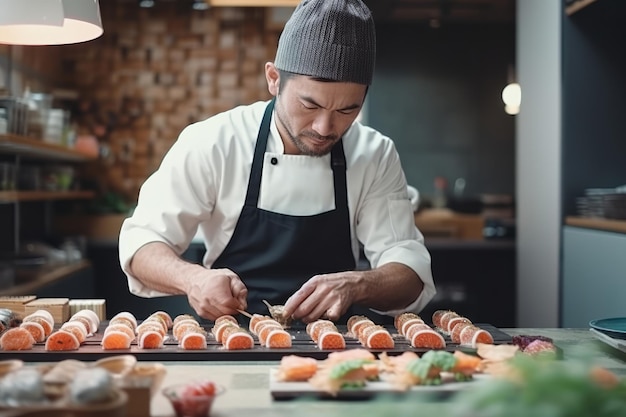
xmin=325 ymin=305 xmax=342 ymax=322
xmin=284 ymin=281 xmax=316 ymax=317
xmin=229 ymin=274 xmax=248 ymax=310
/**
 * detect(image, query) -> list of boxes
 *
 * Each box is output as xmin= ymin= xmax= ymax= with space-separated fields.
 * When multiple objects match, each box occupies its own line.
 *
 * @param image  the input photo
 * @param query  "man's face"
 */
xmin=270 ymin=68 xmax=368 ymax=156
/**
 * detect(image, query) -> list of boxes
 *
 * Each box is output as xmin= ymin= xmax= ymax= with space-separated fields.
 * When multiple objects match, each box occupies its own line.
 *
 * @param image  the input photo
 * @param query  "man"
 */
xmin=119 ymin=0 xmax=435 ymax=323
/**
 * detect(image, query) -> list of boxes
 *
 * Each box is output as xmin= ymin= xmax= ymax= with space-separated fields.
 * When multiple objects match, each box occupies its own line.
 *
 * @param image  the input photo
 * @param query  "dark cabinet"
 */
xmin=422 ymin=239 xmax=516 ymax=327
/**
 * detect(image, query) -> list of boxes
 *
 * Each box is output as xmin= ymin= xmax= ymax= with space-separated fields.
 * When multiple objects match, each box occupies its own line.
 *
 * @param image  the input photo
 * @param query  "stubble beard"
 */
xmin=275 ymin=102 xmax=338 ymax=157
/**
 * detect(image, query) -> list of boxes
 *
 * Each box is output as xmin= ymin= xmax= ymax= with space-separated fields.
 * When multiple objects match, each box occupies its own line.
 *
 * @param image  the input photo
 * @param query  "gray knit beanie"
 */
xmin=274 ymin=0 xmax=376 ymax=85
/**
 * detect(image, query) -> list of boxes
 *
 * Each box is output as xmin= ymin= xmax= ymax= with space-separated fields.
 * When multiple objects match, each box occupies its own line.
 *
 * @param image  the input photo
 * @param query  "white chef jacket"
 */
xmin=119 ymin=100 xmax=436 ymax=316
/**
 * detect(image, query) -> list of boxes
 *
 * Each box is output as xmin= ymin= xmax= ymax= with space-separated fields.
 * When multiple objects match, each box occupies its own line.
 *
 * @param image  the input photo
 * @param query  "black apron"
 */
xmin=212 ymin=99 xmax=356 ymax=320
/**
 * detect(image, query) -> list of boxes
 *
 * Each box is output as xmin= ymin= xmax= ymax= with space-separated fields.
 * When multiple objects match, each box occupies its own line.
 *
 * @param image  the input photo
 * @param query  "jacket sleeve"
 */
xmin=354 ymin=135 xmax=436 ymax=315
xmin=118 ymin=123 xmax=216 ymax=297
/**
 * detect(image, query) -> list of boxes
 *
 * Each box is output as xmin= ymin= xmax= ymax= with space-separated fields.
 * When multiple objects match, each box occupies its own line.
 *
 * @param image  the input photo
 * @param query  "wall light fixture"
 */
xmin=502 ymin=65 xmax=521 ymax=115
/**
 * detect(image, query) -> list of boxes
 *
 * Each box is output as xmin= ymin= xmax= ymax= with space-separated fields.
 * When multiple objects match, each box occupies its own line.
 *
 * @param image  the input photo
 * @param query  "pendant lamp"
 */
xmin=0 ymin=0 xmax=103 ymax=46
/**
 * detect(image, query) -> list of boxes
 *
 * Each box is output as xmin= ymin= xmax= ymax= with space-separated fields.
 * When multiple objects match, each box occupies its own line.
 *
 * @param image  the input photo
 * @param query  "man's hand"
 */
xmin=184 ymin=268 xmax=248 ymax=321
xmin=282 ymin=263 xmax=423 ymax=323
xmin=282 ymin=271 xmax=362 ymax=323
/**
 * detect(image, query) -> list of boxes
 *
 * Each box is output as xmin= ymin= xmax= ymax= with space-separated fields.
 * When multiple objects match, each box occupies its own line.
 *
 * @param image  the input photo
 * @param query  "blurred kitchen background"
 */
xmin=0 ymin=0 xmax=625 ymax=329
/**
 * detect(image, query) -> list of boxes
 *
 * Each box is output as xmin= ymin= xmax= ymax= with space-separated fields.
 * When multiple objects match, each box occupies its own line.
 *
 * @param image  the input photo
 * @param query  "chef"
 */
xmin=118 ymin=0 xmax=436 ymax=323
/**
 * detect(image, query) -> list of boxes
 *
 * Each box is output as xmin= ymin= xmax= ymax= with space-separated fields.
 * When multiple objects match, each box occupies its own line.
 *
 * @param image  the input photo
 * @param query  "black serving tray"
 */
xmin=0 ymin=322 xmax=511 ymax=362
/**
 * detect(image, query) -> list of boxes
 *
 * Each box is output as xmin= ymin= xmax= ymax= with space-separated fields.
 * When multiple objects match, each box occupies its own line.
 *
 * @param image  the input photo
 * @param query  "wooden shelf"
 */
xmin=565 ymin=0 xmax=599 ymax=15
xmin=0 ymin=134 xmax=96 ymax=162
xmin=565 ymin=216 xmax=626 ymax=234
xmin=0 ymin=260 xmax=91 ymax=296
xmin=0 ymin=190 xmax=95 ymax=203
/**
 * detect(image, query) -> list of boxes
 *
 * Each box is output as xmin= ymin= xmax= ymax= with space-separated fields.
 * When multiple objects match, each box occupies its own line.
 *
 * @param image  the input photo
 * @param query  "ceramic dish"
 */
xmin=589 ymin=328 xmax=626 ymax=353
xmin=589 ymin=317 xmax=626 ymax=340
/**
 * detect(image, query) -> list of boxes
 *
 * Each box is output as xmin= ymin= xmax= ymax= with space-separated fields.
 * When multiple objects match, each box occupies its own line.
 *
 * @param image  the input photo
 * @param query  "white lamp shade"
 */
xmin=0 ymin=0 xmax=103 ymax=46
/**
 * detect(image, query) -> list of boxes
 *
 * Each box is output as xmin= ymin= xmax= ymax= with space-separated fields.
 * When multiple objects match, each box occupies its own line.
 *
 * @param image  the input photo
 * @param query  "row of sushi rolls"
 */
xmin=0 ymin=308 xmax=499 ymax=352
xmin=0 ymin=307 xmax=558 ymax=397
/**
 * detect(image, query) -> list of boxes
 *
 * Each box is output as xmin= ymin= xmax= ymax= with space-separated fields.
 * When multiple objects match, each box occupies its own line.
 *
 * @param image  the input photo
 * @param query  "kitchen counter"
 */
xmin=415 ymin=208 xmax=486 ymax=239
xmin=566 ymin=216 xmax=626 ymax=234
xmin=0 ymin=260 xmax=92 ymax=296
xmin=148 ymin=328 xmax=626 ymax=417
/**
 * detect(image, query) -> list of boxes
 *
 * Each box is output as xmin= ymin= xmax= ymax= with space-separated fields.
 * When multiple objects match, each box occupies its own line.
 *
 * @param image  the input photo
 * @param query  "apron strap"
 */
xmin=330 ymin=140 xmax=348 ymax=213
xmin=245 ymin=98 xmax=275 ymax=207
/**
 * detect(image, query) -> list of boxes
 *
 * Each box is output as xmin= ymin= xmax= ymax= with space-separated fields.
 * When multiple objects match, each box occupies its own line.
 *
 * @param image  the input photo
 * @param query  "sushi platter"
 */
xmin=0 ymin=321 xmax=512 ymax=362
xmin=269 ymin=367 xmax=492 ymax=399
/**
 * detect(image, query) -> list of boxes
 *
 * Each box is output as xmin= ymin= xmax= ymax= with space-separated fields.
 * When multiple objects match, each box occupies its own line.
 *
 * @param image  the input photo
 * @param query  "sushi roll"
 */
xmin=45 ymin=329 xmax=80 ymax=351
xmin=408 ymin=327 xmax=446 ymax=349
xmin=309 ymin=357 xmax=376 ymax=396
xmin=137 ymin=326 xmax=164 ymax=349
xmin=264 ymin=328 xmax=292 ymax=349
xmin=394 ymin=312 xmax=423 ymax=335
xmin=179 ymin=331 xmax=207 ymax=350
xmin=317 ymin=331 xmax=345 ymax=350
xmin=109 ymin=312 xmax=138 ymax=332
xmin=71 ymin=309 xmax=100 ymax=335
xmin=60 ymin=321 xmax=88 ymax=344
xmin=459 ymin=325 xmax=494 ymax=348
xmin=256 ymin=321 xmax=283 ymax=346
xmin=276 ymin=355 xmax=318 ymax=381
xmin=100 ymin=329 xmax=133 ymax=350
xmin=0 ymin=327 xmax=36 ymax=350
xmin=221 ymin=326 xmax=253 ymax=350
xmin=19 ymin=321 xmax=46 ymax=343
xmin=22 ymin=314 xmax=53 ymax=338
xmin=360 ymin=325 xmax=394 ymax=350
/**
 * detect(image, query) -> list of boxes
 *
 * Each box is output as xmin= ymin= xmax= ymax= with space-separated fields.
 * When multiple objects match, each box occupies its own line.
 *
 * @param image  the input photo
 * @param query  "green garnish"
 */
xmin=454 ymin=373 xmax=473 ymax=382
xmin=340 ymin=381 xmax=367 ymax=389
xmin=406 ymin=351 xmax=457 ymax=381
xmin=450 ymin=352 xmax=626 ymax=417
xmin=423 ymin=376 xmax=442 ymax=386
xmin=420 ymin=350 xmax=457 ymax=371
xmin=406 ymin=358 xmax=434 ymax=380
xmin=329 ymin=359 xmax=370 ymax=380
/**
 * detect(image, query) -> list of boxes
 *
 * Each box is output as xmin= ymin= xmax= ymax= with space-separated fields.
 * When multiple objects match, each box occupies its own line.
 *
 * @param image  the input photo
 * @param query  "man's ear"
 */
xmin=265 ymin=62 xmax=280 ymax=96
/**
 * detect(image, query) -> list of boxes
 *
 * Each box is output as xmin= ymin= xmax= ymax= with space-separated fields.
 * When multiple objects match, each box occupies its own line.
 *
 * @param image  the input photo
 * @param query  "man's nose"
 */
xmin=312 ymin=112 xmax=335 ymax=137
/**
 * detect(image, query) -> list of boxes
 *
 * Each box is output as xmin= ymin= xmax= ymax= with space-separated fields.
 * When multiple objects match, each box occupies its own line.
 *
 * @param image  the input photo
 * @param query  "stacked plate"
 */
xmin=589 ymin=317 xmax=626 ymax=353
xmin=576 ymin=187 xmax=626 ymax=219
xmin=603 ymin=193 xmax=626 ymax=220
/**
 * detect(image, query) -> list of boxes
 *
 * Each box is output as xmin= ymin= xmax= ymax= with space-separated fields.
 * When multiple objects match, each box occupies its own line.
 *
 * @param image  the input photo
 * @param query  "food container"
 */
xmin=24 ymin=92 xmax=52 ymax=140
xmin=0 ymin=97 xmax=29 ymax=136
xmin=162 ymin=381 xmax=225 ymax=417
xmin=120 ymin=362 xmax=167 ymax=417
xmin=0 ymin=366 xmax=128 ymax=417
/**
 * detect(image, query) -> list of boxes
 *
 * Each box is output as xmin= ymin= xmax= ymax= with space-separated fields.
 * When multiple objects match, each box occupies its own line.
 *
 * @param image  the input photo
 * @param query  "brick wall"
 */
xmin=24 ymin=1 xmax=279 ymax=203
